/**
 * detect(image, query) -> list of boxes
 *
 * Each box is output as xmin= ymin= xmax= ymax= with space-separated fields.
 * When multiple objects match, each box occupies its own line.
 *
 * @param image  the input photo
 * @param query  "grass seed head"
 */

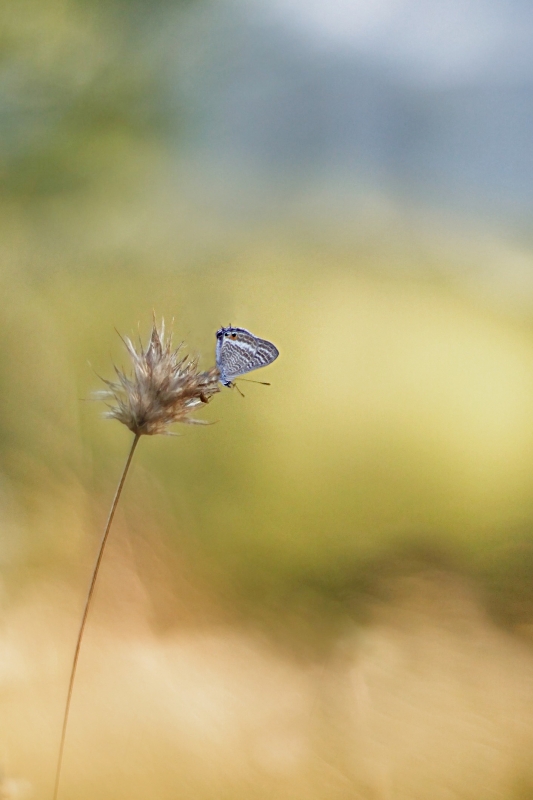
xmin=97 ymin=319 xmax=220 ymax=435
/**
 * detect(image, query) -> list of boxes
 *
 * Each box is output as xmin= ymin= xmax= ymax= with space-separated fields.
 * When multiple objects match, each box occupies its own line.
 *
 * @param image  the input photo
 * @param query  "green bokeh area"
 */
xmin=4 ymin=237 xmax=533 ymax=628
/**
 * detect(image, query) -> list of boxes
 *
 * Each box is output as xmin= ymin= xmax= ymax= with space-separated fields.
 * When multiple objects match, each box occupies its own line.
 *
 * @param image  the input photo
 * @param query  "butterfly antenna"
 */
xmin=237 ymin=379 xmax=271 ymax=386
xmin=233 ymin=383 xmax=245 ymax=398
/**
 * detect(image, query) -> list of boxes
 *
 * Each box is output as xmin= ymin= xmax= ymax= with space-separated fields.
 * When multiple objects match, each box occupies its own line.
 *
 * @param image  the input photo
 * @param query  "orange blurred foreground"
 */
xmin=2 ymin=558 xmax=533 ymax=800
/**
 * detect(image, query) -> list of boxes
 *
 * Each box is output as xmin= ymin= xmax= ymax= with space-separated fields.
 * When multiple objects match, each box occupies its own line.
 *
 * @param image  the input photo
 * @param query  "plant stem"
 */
xmin=52 ymin=433 xmax=141 ymax=800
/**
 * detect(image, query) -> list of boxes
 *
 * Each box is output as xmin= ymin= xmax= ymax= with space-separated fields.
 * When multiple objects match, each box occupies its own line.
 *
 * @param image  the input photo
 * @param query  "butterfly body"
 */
xmin=216 ymin=326 xmax=279 ymax=387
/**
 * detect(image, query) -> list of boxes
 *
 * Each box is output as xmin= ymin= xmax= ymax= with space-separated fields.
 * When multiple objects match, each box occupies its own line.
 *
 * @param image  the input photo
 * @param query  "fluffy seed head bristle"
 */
xmin=96 ymin=319 xmax=220 ymax=435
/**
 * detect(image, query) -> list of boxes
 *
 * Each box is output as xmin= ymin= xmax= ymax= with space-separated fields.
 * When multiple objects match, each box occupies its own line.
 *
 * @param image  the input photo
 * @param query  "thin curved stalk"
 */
xmin=52 ymin=433 xmax=141 ymax=800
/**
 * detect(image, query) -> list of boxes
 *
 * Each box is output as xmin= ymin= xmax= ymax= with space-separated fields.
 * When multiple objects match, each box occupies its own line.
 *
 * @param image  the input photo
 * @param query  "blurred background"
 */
xmin=3 ymin=0 xmax=533 ymax=797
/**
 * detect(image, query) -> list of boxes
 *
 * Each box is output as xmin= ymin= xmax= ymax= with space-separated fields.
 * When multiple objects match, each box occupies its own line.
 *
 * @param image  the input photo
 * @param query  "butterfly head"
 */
xmin=216 ymin=326 xmax=244 ymax=341
xmin=217 ymin=325 xmax=238 ymax=342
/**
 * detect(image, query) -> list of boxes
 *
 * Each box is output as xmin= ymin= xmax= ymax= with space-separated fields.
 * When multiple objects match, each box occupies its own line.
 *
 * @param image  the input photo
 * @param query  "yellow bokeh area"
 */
xmin=3 ymin=1 xmax=533 ymax=798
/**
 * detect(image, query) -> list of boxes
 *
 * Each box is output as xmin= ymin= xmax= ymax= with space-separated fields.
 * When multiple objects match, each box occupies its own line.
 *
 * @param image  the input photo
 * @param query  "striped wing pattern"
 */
xmin=216 ymin=326 xmax=279 ymax=385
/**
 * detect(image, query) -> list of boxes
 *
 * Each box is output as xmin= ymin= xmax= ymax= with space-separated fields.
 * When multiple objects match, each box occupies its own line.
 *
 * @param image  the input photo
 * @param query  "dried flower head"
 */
xmin=97 ymin=319 xmax=220 ymax=435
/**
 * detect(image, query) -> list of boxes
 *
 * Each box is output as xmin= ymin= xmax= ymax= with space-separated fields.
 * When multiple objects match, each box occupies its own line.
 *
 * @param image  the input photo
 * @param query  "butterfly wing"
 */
xmin=216 ymin=327 xmax=279 ymax=385
xmin=218 ymin=337 xmax=256 ymax=383
xmin=251 ymin=337 xmax=279 ymax=371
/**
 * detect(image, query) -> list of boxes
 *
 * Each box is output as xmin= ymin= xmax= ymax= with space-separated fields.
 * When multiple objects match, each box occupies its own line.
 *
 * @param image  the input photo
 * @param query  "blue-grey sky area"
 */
xmin=165 ymin=0 xmax=533 ymax=225
xmin=265 ymin=0 xmax=533 ymax=86
xmin=3 ymin=0 xmax=533 ymax=230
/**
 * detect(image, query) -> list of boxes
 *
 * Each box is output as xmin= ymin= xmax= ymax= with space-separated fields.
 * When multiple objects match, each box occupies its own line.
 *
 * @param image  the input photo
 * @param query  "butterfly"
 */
xmin=216 ymin=326 xmax=279 ymax=388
